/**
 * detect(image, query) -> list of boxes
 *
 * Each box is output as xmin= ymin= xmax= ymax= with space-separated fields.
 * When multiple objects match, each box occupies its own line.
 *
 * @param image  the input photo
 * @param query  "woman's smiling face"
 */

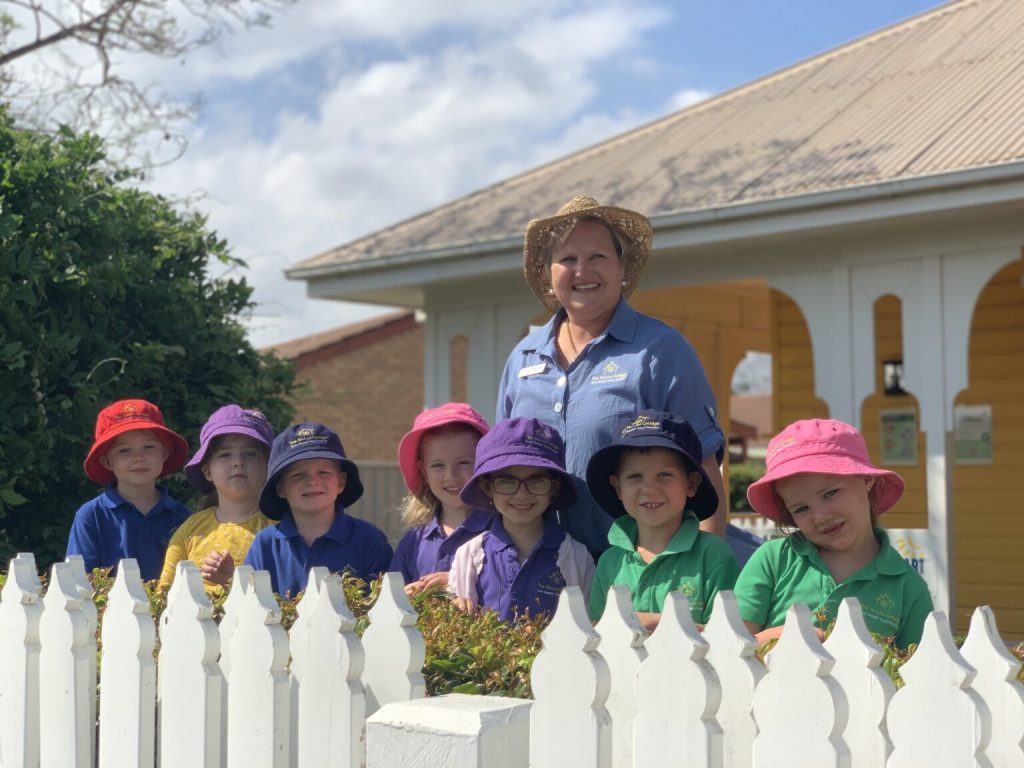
xmin=549 ymin=219 xmax=625 ymax=325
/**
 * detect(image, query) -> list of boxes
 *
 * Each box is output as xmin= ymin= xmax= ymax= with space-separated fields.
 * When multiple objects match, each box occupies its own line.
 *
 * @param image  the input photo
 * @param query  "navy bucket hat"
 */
xmin=259 ymin=423 xmax=363 ymax=520
xmin=459 ymin=417 xmax=577 ymax=511
xmin=585 ymin=410 xmax=719 ymax=520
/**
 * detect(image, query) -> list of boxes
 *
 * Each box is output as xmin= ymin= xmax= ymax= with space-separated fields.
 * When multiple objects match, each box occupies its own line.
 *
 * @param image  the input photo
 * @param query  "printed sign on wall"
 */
xmin=880 ymin=408 xmax=918 ymax=466
xmin=954 ymin=404 xmax=993 ymax=464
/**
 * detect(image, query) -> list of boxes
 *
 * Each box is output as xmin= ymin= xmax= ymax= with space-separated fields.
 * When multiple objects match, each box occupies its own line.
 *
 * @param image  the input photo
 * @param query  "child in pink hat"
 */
xmin=389 ymin=403 xmax=493 ymax=594
xmin=735 ymin=418 xmax=932 ymax=648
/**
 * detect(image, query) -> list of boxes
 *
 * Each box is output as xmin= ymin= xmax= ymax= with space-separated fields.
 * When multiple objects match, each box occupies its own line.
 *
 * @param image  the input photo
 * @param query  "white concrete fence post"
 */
xmin=529 ymin=586 xmax=611 ymax=768
xmin=98 ymin=559 xmax=156 ymax=768
xmin=158 ymin=562 xmax=222 ymax=767
xmin=290 ymin=567 xmax=367 ymax=768
xmin=38 ymin=561 xmax=94 ymax=768
xmin=0 ymin=553 xmax=43 ymax=768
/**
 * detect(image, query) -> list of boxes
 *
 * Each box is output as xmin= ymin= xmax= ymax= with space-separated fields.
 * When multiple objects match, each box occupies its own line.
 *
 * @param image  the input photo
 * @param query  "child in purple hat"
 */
xmin=390 ymin=403 xmax=494 ymax=594
xmin=158 ymin=405 xmax=274 ymax=592
xmin=735 ymin=418 xmax=932 ymax=648
xmin=448 ymin=417 xmax=594 ymax=623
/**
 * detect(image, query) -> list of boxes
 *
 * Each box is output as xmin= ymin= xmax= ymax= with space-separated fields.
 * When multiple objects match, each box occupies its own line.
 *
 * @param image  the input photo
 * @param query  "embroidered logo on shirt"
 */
xmin=591 ymin=360 xmax=628 ymax=385
xmin=875 ymin=593 xmax=896 ymax=611
xmin=678 ymin=580 xmax=697 ymax=599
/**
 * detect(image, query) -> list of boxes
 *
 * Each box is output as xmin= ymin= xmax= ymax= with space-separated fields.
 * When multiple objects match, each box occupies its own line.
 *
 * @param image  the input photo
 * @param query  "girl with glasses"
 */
xmin=448 ymin=417 xmax=594 ymax=622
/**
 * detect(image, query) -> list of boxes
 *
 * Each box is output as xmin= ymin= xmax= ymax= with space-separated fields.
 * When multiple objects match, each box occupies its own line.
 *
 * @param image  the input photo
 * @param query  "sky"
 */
xmin=128 ymin=0 xmax=948 ymax=349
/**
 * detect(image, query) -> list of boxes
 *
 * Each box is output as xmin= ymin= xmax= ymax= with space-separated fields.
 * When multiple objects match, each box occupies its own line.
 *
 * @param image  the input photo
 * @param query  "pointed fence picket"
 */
xmin=0 ymin=553 xmax=1021 ymax=768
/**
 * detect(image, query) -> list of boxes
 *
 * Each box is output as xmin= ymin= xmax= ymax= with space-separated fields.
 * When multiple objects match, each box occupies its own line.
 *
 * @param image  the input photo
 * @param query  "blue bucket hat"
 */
xmin=585 ymin=410 xmax=718 ymax=520
xmin=259 ymin=422 xmax=363 ymax=520
xmin=459 ymin=417 xmax=577 ymax=511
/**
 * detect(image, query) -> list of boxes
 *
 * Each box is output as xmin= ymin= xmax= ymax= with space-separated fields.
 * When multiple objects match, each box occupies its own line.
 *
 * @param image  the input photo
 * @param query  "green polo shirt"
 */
xmin=734 ymin=529 xmax=933 ymax=648
xmin=588 ymin=512 xmax=740 ymax=624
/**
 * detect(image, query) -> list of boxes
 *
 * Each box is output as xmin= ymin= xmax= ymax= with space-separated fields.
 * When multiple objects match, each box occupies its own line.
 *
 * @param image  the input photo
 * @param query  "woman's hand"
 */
xmin=201 ymin=550 xmax=235 ymax=585
xmin=404 ymin=571 xmax=449 ymax=595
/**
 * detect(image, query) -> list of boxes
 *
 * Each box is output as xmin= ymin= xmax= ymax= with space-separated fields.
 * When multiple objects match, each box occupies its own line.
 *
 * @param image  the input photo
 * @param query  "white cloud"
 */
xmin=139 ymin=0 xmax=711 ymax=348
xmin=666 ymin=87 xmax=712 ymax=112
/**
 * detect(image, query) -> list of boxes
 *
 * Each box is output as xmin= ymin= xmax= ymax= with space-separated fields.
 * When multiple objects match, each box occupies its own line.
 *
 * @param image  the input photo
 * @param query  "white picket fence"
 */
xmin=0 ymin=552 xmax=1021 ymax=768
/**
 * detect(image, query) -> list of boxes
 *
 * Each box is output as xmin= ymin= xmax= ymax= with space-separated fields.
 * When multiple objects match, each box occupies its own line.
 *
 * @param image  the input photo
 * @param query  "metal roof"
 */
xmin=291 ymin=0 xmax=1024 ymax=278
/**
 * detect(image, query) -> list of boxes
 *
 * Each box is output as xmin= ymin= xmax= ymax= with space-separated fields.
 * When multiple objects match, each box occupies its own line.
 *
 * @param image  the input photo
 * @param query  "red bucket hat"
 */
xmin=83 ymin=399 xmax=189 ymax=485
xmin=746 ymin=418 xmax=904 ymax=522
xmin=397 ymin=403 xmax=490 ymax=493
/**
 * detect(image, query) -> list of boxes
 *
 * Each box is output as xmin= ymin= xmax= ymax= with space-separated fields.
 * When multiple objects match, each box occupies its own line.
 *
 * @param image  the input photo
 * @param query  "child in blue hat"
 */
xmin=586 ymin=410 xmax=739 ymax=631
xmin=448 ymin=417 xmax=594 ymax=622
xmin=243 ymin=422 xmax=393 ymax=597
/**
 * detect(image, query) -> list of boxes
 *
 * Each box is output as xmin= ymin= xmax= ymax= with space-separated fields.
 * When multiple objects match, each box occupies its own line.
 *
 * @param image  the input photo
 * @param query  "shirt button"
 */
xmin=556 ymin=376 xmax=566 ymax=387
xmin=554 ymin=402 xmax=563 ymax=413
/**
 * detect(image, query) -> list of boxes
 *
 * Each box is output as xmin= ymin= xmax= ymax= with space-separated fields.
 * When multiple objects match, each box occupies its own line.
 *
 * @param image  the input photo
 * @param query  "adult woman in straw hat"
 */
xmin=496 ymin=195 xmax=731 ymax=559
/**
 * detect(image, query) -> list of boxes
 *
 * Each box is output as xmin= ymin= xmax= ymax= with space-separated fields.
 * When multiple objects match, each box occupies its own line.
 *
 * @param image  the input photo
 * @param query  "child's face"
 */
xmin=418 ymin=429 xmax=478 ymax=512
xmin=202 ymin=435 xmax=269 ymax=505
xmin=774 ymin=472 xmax=875 ymax=554
xmin=610 ymin=448 xmax=700 ymax=531
xmin=276 ymin=458 xmax=346 ymax=518
xmin=99 ymin=429 xmax=169 ymax=489
xmin=482 ymin=466 xmax=558 ymax=528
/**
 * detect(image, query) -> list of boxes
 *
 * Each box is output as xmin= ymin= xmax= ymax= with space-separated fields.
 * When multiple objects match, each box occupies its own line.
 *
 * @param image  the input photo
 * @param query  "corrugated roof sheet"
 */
xmin=294 ymin=0 xmax=1024 ymax=274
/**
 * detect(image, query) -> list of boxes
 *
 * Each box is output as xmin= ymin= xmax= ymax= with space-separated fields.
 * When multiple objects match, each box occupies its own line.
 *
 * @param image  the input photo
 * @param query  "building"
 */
xmin=286 ymin=0 xmax=1024 ymax=634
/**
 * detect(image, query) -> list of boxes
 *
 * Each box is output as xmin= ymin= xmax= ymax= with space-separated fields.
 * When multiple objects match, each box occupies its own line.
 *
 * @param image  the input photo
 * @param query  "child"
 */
xmin=586 ymin=411 xmax=739 ymax=632
xmin=244 ymin=422 xmax=393 ymax=597
xmin=449 ymin=417 xmax=594 ymax=622
xmin=735 ymin=418 xmax=933 ymax=648
xmin=67 ymin=398 xmax=191 ymax=581
xmin=390 ymin=403 xmax=493 ymax=593
xmin=158 ymin=405 xmax=274 ymax=593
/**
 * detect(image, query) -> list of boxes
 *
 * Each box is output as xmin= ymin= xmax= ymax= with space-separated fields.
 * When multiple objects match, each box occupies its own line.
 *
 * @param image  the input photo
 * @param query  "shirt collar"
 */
xmin=790 ymin=528 xmax=903 ymax=578
xmin=489 ymin=512 xmax=563 ymax=552
xmin=273 ymin=511 xmax=352 ymax=544
xmin=530 ymin=297 xmax=638 ymax=357
xmin=608 ymin=511 xmax=700 ymax=556
xmin=423 ymin=508 xmax=494 ymax=540
xmin=101 ymin=483 xmax=173 ymax=513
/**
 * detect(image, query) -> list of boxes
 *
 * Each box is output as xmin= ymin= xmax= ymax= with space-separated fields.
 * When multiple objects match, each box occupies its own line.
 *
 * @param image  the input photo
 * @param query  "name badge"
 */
xmin=518 ymin=363 xmax=547 ymax=378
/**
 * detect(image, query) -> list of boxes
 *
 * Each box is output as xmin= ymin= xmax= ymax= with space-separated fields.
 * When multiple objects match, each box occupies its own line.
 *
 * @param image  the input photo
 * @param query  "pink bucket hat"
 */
xmin=746 ymin=418 xmax=905 ymax=522
xmin=398 ymin=403 xmax=490 ymax=493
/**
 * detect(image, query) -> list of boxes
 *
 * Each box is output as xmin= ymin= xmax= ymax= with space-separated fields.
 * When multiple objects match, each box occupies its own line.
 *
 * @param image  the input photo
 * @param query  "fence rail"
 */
xmin=0 ymin=553 xmax=1021 ymax=767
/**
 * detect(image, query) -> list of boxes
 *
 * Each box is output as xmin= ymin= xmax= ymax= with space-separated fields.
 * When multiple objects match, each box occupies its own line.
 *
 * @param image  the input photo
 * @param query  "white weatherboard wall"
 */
xmin=0 ymin=554 xmax=1020 ymax=766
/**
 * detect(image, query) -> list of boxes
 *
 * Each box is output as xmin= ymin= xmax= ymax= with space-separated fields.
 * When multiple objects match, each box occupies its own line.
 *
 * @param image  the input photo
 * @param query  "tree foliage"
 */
xmin=0 ymin=110 xmax=296 ymax=566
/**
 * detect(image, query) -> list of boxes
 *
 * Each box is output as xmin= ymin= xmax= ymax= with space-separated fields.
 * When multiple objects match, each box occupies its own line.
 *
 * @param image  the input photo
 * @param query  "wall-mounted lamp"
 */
xmin=883 ymin=359 xmax=906 ymax=396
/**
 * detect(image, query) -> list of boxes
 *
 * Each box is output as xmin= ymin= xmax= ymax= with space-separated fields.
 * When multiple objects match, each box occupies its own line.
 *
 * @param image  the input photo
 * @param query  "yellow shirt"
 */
xmin=158 ymin=506 xmax=272 ymax=592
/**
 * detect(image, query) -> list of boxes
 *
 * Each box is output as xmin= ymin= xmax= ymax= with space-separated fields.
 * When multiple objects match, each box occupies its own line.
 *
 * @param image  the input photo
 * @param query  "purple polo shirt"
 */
xmin=477 ymin=514 xmax=567 ymax=622
xmin=390 ymin=509 xmax=494 ymax=584
xmin=244 ymin=510 xmax=393 ymax=598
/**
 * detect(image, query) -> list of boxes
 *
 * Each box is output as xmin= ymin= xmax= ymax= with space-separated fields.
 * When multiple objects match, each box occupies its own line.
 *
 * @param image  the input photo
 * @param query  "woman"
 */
xmin=497 ymin=195 xmax=735 ymax=559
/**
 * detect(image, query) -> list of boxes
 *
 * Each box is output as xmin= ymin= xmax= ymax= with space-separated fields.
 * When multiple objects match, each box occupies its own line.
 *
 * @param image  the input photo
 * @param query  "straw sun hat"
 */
xmin=523 ymin=195 xmax=653 ymax=312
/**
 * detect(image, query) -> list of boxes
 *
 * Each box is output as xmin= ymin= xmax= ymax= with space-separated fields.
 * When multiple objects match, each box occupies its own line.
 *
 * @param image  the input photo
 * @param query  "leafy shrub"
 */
xmin=729 ymin=462 xmax=764 ymax=513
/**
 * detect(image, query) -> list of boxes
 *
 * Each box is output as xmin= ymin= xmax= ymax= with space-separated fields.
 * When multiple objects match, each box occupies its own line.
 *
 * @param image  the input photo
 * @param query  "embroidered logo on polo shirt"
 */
xmin=678 ymin=580 xmax=697 ymax=599
xmin=875 ymin=593 xmax=896 ymax=612
xmin=591 ymin=360 xmax=628 ymax=385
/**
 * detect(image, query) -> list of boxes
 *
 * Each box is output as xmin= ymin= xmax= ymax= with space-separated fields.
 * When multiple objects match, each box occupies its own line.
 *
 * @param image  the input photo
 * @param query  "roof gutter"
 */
xmin=288 ymin=161 xmax=1024 ymax=284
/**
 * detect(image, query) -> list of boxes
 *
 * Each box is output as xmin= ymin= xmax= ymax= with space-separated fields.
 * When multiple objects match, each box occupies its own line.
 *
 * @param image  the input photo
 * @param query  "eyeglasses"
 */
xmin=490 ymin=475 xmax=555 ymax=496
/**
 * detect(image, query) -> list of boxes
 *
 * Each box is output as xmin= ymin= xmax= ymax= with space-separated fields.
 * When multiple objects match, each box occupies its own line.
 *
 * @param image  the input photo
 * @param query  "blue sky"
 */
xmin=135 ymin=0 xmax=946 ymax=347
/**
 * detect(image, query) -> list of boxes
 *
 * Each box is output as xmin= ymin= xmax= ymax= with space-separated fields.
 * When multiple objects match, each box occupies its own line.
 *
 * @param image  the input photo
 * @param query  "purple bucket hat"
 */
xmin=184 ymin=405 xmax=274 ymax=493
xmin=459 ymin=417 xmax=577 ymax=511
xmin=746 ymin=418 xmax=905 ymax=522
xmin=586 ymin=410 xmax=719 ymax=521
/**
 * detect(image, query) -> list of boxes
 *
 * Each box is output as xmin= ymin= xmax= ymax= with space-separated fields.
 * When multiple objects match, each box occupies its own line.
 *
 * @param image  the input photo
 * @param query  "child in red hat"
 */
xmin=67 ymin=399 xmax=191 ymax=581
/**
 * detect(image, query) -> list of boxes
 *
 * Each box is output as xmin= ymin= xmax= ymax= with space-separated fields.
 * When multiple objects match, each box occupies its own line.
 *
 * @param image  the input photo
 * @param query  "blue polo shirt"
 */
xmin=497 ymin=298 xmax=723 ymax=556
xmin=389 ymin=509 xmax=494 ymax=584
xmin=244 ymin=511 xmax=393 ymax=598
xmin=66 ymin=484 xmax=191 ymax=581
xmin=476 ymin=514 xmax=567 ymax=622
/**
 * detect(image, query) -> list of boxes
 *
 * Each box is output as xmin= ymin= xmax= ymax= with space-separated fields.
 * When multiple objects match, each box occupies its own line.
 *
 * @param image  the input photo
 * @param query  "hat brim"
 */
xmin=259 ymin=450 xmax=364 ymax=520
xmin=585 ymin=439 xmax=719 ymax=521
xmin=184 ymin=424 xmax=274 ymax=493
xmin=746 ymin=457 xmax=905 ymax=522
xmin=84 ymin=422 xmax=189 ymax=486
xmin=459 ymin=452 xmax=577 ymax=511
xmin=523 ymin=203 xmax=652 ymax=312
